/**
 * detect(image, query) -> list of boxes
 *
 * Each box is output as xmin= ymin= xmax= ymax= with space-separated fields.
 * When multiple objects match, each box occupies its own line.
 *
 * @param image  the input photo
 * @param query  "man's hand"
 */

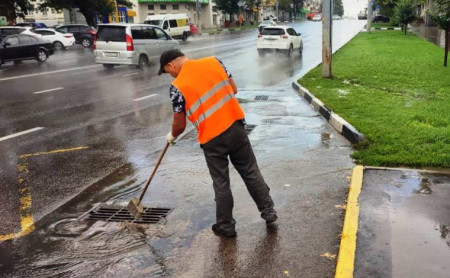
xmin=166 ymin=132 xmax=177 ymax=145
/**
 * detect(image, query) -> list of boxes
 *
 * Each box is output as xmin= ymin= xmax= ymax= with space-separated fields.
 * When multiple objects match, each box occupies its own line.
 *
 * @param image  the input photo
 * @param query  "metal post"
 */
xmin=322 ymin=0 xmax=332 ymax=78
xmin=196 ymin=0 xmax=202 ymax=33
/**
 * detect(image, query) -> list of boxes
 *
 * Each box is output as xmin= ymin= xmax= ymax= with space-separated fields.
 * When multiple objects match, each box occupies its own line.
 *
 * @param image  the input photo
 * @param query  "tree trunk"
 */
xmin=444 ymin=27 xmax=449 ymax=67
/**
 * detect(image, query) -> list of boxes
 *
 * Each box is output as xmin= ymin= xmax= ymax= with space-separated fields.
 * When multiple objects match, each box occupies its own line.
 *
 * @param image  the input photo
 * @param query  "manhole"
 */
xmin=254 ymin=95 xmax=269 ymax=101
xmin=79 ymin=204 xmax=172 ymax=224
xmin=244 ymin=124 xmax=256 ymax=134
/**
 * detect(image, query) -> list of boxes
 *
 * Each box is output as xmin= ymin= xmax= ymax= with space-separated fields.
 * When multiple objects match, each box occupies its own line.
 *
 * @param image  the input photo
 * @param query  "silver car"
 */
xmin=94 ymin=23 xmax=180 ymax=69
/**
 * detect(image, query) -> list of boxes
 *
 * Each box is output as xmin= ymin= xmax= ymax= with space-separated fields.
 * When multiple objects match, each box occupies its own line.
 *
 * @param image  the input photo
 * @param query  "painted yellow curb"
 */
xmin=335 ymin=165 xmax=364 ymax=278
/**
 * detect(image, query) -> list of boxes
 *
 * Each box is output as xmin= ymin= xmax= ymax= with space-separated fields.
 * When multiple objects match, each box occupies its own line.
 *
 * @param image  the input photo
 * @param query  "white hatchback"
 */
xmin=256 ymin=26 xmax=303 ymax=57
xmin=34 ymin=28 xmax=75 ymax=50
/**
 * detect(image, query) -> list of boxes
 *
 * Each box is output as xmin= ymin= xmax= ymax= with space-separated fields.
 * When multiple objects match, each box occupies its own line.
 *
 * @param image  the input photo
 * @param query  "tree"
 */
xmin=393 ymin=0 xmax=416 ymax=34
xmin=0 ymin=0 xmax=33 ymax=25
xmin=427 ymin=0 xmax=450 ymax=66
xmin=39 ymin=0 xmax=132 ymax=27
xmin=373 ymin=0 xmax=398 ymax=18
xmin=333 ymin=0 xmax=344 ymax=17
xmin=215 ymin=0 xmax=239 ymax=20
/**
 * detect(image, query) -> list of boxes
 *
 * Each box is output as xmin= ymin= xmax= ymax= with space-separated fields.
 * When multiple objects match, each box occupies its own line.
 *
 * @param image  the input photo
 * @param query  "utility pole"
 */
xmin=367 ymin=0 xmax=373 ymax=32
xmin=322 ymin=0 xmax=332 ymax=78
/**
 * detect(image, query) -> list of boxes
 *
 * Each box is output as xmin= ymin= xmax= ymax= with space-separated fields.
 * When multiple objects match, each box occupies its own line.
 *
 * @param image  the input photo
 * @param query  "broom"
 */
xmin=128 ymin=141 xmax=170 ymax=220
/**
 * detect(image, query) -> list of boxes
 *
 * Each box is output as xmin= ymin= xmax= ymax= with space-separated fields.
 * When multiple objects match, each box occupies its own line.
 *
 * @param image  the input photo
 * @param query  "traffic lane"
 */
xmin=0 ymin=99 xmax=174 ymax=236
xmin=0 ymin=47 xmax=95 ymax=78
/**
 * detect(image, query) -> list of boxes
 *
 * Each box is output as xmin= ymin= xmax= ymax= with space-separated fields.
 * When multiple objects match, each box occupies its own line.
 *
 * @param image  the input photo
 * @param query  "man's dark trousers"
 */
xmin=201 ymin=120 xmax=276 ymax=232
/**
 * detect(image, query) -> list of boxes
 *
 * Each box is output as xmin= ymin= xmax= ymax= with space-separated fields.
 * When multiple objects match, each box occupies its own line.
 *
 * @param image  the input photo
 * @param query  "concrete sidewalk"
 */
xmin=336 ymin=167 xmax=450 ymax=278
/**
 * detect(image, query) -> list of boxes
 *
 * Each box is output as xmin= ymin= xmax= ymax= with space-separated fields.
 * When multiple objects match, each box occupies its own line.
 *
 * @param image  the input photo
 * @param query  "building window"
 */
xmin=160 ymin=4 xmax=167 ymax=10
xmin=148 ymin=4 xmax=154 ymax=10
xmin=173 ymin=4 xmax=179 ymax=10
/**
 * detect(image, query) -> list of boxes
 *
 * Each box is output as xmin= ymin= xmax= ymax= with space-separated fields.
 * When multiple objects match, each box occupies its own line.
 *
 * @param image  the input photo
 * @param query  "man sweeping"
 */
xmin=158 ymin=49 xmax=277 ymax=237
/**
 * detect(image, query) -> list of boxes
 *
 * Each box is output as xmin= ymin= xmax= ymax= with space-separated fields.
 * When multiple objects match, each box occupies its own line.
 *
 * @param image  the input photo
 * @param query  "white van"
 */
xmin=94 ymin=23 xmax=180 ymax=69
xmin=144 ymin=14 xmax=191 ymax=41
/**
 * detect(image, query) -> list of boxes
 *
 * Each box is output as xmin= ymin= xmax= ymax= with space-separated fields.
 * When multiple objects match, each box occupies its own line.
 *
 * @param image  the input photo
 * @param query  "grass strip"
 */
xmin=299 ymin=31 xmax=450 ymax=167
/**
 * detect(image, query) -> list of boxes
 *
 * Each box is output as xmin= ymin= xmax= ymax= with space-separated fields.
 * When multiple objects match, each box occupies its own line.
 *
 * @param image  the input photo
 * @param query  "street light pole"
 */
xmin=322 ymin=0 xmax=332 ymax=78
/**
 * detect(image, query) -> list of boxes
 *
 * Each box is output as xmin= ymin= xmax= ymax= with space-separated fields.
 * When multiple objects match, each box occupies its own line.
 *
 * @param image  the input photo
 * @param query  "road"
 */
xmin=0 ymin=20 xmax=365 ymax=277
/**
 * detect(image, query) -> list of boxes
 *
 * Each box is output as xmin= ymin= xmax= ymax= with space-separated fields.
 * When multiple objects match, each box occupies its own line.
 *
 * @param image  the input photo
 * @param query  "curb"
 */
xmin=335 ymin=165 xmax=364 ymax=278
xmin=292 ymin=81 xmax=364 ymax=144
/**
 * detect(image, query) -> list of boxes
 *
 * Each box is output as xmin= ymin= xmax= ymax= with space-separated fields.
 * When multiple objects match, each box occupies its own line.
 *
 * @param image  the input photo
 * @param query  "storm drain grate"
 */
xmin=79 ymin=204 xmax=172 ymax=224
xmin=254 ymin=95 xmax=269 ymax=101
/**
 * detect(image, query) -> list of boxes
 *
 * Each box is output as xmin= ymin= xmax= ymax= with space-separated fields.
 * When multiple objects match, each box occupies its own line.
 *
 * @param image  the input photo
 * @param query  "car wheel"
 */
xmin=53 ymin=41 xmax=64 ymax=50
xmin=258 ymin=49 xmax=265 ymax=57
xmin=81 ymin=38 xmax=91 ymax=48
xmin=286 ymin=44 xmax=293 ymax=57
xmin=182 ymin=32 xmax=188 ymax=41
xmin=137 ymin=55 xmax=149 ymax=69
xmin=103 ymin=64 xmax=115 ymax=69
xmin=299 ymin=42 xmax=303 ymax=55
xmin=36 ymin=50 xmax=48 ymax=62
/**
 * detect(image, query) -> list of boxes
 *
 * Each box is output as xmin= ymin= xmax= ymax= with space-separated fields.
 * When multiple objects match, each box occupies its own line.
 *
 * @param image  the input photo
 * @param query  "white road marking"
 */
xmin=32 ymin=87 xmax=64 ymax=95
xmin=133 ymin=94 xmax=158 ymax=102
xmin=0 ymin=127 xmax=44 ymax=142
xmin=0 ymin=65 xmax=100 ymax=82
xmin=123 ymin=72 xmax=140 ymax=77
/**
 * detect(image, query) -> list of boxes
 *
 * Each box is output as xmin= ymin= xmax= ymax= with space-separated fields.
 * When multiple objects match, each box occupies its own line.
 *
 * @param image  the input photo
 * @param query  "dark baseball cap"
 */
xmin=158 ymin=49 xmax=185 ymax=75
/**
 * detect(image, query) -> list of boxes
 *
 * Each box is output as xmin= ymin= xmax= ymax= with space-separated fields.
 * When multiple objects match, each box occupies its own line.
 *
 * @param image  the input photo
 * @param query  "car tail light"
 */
xmin=93 ymin=33 xmax=97 ymax=50
xmin=126 ymin=34 xmax=134 ymax=51
xmin=281 ymin=35 xmax=288 ymax=39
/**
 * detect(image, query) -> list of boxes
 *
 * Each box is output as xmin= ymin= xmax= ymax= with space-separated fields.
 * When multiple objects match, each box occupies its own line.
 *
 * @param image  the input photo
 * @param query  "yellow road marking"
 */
xmin=335 ymin=165 xmax=364 ymax=278
xmin=0 ymin=146 xmax=89 ymax=242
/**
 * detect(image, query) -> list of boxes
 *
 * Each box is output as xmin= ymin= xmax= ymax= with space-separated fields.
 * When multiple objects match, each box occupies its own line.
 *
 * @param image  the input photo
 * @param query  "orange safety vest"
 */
xmin=172 ymin=57 xmax=245 ymax=144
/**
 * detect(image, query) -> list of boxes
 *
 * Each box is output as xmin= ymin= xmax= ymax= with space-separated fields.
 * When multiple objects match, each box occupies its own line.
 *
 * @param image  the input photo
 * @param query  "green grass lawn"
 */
xmin=299 ymin=31 xmax=450 ymax=168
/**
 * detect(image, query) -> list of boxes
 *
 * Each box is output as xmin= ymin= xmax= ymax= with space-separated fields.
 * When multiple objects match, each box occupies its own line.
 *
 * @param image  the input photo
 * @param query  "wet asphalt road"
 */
xmin=1 ymin=20 xmax=365 ymax=277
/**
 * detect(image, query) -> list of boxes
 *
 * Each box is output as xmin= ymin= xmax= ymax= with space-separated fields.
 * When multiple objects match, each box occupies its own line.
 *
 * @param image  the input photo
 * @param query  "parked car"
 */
xmin=258 ymin=20 xmax=276 ymax=32
xmin=0 ymin=26 xmax=42 ymax=41
xmin=190 ymin=23 xmax=198 ymax=36
xmin=16 ymin=22 xmax=48 ymax=28
xmin=55 ymin=24 xmax=96 ymax=48
xmin=372 ymin=15 xmax=390 ymax=23
xmin=358 ymin=10 xmax=367 ymax=20
xmin=256 ymin=26 xmax=303 ymax=57
xmin=94 ymin=23 xmax=180 ymax=69
xmin=34 ymin=28 xmax=75 ymax=50
xmin=312 ymin=14 xmax=322 ymax=21
xmin=0 ymin=34 xmax=54 ymax=66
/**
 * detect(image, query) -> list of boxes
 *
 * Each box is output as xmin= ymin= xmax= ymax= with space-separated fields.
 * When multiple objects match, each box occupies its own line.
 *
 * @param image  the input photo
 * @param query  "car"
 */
xmin=55 ymin=24 xmax=96 ymax=48
xmin=33 ymin=28 xmax=75 ymax=50
xmin=0 ymin=26 xmax=43 ymax=41
xmin=358 ymin=10 xmax=367 ymax=20
xmin=372 ymin=15 xmax=390 ymax=23
xmin=256 ymin=25 xmax=303 ymax=57
xmin=258 ymin=20 xmax=276 ymax=32
xmin=312 ymin=14 xmax=322 ymax=21
xmin=190 ymin=23 xmax=198 ymax=36
xmin=94 ymin=23 xmax=180 ymax=69
xmin=0 ymin=34 xmax=54 ymax=66
xmin=16 ymin=22 xmax=48 ymax=28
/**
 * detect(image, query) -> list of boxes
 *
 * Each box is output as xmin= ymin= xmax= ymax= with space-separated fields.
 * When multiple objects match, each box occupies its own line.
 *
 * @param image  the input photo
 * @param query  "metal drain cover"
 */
xmin=79 ymin=204 xmax=172 ymax=224
xmin=254 ymin=95 xmax=269 ymax=101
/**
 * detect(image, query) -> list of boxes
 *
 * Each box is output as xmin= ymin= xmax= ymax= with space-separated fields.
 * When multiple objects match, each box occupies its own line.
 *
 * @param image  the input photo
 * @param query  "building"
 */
xmin=136 ymin=0 xmax=213 ymax=29
xmin=18 ymin=0 xmax=64 ymax=27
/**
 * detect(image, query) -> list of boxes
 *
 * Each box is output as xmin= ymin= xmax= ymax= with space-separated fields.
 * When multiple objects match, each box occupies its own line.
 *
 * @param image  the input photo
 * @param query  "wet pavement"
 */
xmin=355 ymin=169 xmax=450 ymax=278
